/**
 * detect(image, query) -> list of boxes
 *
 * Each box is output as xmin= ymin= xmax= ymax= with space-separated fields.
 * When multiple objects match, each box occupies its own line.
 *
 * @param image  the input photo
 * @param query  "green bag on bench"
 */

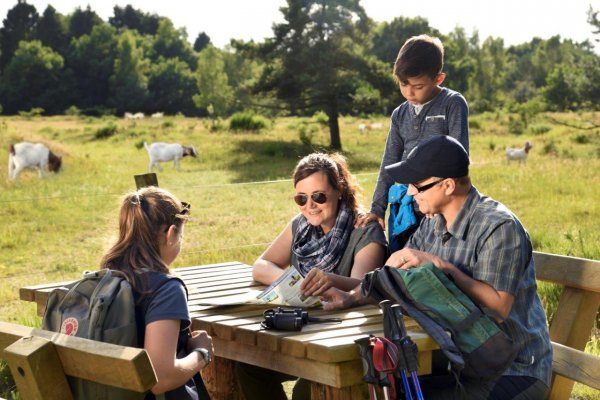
xmin=362 ymin=262 xmax=519 ymax=380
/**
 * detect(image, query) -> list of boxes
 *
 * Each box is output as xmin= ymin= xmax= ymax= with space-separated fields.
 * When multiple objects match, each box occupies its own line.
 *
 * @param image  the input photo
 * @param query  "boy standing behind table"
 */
xmin=357 ymin=34 xmax=470 ymax=251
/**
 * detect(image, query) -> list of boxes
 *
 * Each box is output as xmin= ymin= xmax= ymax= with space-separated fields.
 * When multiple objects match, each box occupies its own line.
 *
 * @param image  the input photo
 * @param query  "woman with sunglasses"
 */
xmin=237 ymin=153 xmax=387 ymax=400
xmin=101 ymin=186 xmax=212 ymax=399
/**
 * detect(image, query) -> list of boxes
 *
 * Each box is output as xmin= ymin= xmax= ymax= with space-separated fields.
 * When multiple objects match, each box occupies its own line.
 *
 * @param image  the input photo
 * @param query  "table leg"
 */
xmin=202 ymin=355 xmax=244 ymax=400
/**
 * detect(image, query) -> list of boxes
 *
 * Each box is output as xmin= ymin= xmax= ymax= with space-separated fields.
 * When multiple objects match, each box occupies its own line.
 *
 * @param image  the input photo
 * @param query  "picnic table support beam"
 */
xmin=548 ymin=287 xmax=600 ymax=400
xmin=202 ymin=356 xmax=243 ymax=400
xmin=3 ymin=336 xmax=73 ymax=400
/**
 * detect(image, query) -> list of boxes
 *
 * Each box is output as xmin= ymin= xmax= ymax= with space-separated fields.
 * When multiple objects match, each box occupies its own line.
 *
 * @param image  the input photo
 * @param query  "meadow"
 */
xmin=0 ymin=112 xmax=599 ymax=398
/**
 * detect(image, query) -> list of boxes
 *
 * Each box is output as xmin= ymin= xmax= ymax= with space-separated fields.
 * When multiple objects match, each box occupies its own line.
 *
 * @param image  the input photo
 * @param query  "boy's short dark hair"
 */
xmin=393 ymin=34 xmax=444 ymax=83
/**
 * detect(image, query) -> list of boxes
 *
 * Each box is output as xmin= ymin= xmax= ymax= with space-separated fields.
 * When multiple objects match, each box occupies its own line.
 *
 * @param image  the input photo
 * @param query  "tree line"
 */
xmin=0 ymin=0 xmax=599 ymax=149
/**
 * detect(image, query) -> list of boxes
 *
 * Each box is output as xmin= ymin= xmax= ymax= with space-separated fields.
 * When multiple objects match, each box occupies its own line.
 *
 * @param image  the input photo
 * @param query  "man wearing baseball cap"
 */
xmin=324 ymin=135 xmax=552 ymax=399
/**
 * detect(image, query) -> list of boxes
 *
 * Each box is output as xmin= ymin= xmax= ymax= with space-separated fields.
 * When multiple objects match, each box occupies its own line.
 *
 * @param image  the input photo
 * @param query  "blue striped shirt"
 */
xmin=407 ymin=186 xmax=552 ymax=384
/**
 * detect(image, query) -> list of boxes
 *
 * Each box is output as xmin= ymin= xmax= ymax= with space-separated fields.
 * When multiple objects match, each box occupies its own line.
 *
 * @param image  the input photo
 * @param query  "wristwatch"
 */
xmin=192 ymin=347 xmax=212 ymax=366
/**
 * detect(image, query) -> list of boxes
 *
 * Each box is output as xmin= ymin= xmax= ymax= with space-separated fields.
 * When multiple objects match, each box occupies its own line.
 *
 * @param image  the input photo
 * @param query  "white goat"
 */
xmin=144 ymin=142 xmax=198 ymax=172
xmin=8 ymin=142 xmax=62 ymax=180
xmin=151 ymin=112 xmax=164 ymax=118
xmin=358 ymin=122 xmax=383 ymax=133
xmin=506 ymin=141 xmax=533 ymax=164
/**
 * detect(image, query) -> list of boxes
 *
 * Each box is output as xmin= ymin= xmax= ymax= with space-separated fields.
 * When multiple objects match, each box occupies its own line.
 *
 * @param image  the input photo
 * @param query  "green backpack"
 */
xmin=362 ymin=263 xmax=519 ymax=380
xmin=42 ymin=269 xmax=143 ymax=399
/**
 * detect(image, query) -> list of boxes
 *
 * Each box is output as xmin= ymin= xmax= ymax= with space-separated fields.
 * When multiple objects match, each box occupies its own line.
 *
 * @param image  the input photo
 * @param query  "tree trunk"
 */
xmin=326 ymin=99 xmax=342 ymax=150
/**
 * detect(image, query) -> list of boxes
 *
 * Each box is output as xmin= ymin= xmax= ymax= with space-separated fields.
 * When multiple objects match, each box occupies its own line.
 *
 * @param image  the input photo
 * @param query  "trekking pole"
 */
xmin=355 ymin=336 xmax=379 ymax=400
xmin=371 ymin=334 xmax=403 ymax=400
xmin=391 ymin=304 xmax=425 ymax=400
xmin=380 ymin=300 xmax=413 ymax=400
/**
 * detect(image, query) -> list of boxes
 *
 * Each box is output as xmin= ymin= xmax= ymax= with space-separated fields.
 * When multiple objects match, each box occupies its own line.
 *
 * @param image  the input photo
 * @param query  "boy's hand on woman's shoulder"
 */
xmin=355 ymin=212 xmax=385 ymax=230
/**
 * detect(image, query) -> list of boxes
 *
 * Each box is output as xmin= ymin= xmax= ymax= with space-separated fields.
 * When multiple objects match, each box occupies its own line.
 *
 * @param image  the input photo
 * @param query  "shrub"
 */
xmin=469 ymin=119 xmax=481 ymax=130
xmin=162 ymin=120 xmax=174 ymax=128
xmin=529 ymin=124 xmax=551 ymax=135
xmin=229 ymin=112 xmax=268 ymax=131
xmin=94 ymin=123 xmax=117 ymax=139
xmin=18 ymin=107 xmax=44 ymax=118
xmin=298 ymin=125 xmax=314 ymax=146
xmin=65 ymin=105 xmax=81 ymax=116
xmin=312 ymin=110 xmax=328 ymax=126
xmin=508 ymin=115 xmax=525 ymax=135
xmin=542 ymin=140 xmax=557 ymax=155
xmin=573 ymin=134 xmax=589 ymax=144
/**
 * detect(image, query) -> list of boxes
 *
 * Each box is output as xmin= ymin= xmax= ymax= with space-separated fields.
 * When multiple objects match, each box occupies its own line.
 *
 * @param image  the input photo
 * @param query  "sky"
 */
xmin=0 ymin=0 xmax=597 ymax=50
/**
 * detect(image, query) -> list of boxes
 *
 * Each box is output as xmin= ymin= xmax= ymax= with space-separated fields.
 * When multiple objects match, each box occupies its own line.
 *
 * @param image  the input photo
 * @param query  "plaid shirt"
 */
xmin=370 ymin=87 xmax=469 ymax=218
xmin=407 ymin=186 xmax=552 ymax=384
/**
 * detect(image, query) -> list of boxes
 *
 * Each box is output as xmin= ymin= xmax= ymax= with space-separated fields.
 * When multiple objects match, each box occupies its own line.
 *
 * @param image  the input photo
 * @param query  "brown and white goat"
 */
xmin=144 ymin=142 xmax=198 ymax=172
xmin=506 ymin=141 xmax=532 ymax=164
xmin=8 ymin=142 xmax=62 ymax=180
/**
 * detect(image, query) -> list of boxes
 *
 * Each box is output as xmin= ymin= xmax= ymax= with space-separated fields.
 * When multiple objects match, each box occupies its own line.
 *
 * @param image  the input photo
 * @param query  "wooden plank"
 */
xmin=548 ymin=287 xmax=600 ymax=400
xmin=281 ymin=322 xmax=385 ymax=358
xmin=534 ymin=252 xmax=600 ymax=292
xmin=19 ymin=280 xmax=75 ymax=302
xmin=172 ymin=261 xmax=245 ymax=273
xmin=212 ymin=337 xmax=365 ymax=388
xmin=3 ymin=336 xmax=73 ymax=400
xmin=0 ymin=322 xmax=156 ymax=392
xmin=551 ymin=342 xmax=600 ymax=391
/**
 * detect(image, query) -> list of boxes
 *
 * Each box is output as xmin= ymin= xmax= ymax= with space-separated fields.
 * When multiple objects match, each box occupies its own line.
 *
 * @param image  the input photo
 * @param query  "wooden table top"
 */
xmin=20 ymin=261 xmax=438 ymax=389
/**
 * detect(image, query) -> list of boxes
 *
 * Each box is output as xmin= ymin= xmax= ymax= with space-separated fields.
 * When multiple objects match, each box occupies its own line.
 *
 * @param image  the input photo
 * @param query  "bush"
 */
xmin=229 ymin=112 xmax=268 ymax=131
xmin=508 ymin=115 xmax=525 ymax=135
xmin=573 ymin=134 xmax=590 ymax=144
xmin=94 ymin=123 xmax=117 ymax=139
xmin=65 ymin=105 xmax=81 ymax=116
xmin=18 ymin=107 xmax=44 ymax=118
xmin=312 ymin=110 xmax=328 ymax=126
xmin=469 ymin=119 xmax=481 ymax=130
xmin=529 ymin=124 xmax=552 ymax=135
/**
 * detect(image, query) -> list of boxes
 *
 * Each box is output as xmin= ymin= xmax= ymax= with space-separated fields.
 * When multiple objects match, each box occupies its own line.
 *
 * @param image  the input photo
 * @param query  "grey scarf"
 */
xmin=292 ymin=202 xmax=355 ymax=276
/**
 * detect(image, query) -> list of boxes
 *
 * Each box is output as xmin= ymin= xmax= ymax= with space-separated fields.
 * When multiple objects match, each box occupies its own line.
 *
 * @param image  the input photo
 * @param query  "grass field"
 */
xmin=0 ymin=112 xmax=599 ymax=398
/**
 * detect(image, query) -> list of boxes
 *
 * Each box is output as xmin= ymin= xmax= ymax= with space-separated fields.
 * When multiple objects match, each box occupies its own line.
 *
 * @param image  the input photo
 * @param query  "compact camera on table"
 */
xmin=261 ymin=307 xmax=341 ymax=331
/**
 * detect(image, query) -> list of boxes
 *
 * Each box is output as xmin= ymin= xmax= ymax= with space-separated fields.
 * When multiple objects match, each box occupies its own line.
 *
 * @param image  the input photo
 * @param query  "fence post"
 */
xmin=134 ymin=173 xmax=158 ymax=189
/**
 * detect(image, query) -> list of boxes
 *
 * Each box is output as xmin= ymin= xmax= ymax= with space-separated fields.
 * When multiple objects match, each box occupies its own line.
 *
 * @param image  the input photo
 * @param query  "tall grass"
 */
xmin=0 ymin=113 xmax=599 ymax=399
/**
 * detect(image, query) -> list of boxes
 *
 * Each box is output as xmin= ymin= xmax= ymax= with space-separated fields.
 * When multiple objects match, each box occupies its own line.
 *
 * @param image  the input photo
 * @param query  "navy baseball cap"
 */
xmin=385 ymin=135 xmax=469 ymax=184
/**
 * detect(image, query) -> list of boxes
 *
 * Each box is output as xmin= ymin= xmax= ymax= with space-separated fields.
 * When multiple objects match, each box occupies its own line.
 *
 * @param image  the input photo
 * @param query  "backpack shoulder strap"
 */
xmin=362 ymin=267 xmax=466 ymax=371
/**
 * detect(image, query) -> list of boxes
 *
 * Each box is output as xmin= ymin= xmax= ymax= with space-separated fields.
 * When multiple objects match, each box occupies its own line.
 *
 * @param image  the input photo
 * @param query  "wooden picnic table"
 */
xmin=20 ymin=261 xmax=437 ymax=400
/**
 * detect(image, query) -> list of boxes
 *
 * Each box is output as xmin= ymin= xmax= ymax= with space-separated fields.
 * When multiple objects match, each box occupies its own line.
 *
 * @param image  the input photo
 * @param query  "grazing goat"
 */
xmin=144 ymin=142 xmax=198 ymax=172
xmin=506 ymin=141 xmax=533 ymax=164
xmin=8 ymin=142 xmax=62 ymax=180
xmin=151 ymin=112 xmax=164 ymax=118
xmin=358 ymin=122 xmax=384 ymax=133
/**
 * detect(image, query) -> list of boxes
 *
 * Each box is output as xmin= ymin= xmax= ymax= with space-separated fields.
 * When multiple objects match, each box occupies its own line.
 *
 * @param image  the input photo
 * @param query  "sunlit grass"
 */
xmin=0 ymin=112 xmax=599 ymax=399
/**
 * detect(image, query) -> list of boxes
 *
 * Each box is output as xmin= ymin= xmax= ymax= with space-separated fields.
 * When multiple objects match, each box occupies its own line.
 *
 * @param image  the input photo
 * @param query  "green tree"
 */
xmin=67 ymin=24 xmax=119 ymax=111
xmin=35 ymin=5 xmax=68 ymax=56
xmin=0 ymin=40 xmax=65 ymax=113
xmin=370 ymin=16 xmax=439 ymax=65
xmin=68 ymin=5 xmax=103 ymax=39
xmin=253 ymin=0 xmax=375 ymax=150
xmin=153 ymin=18 xmax=197 ymax=70
xmin=109 ymin=30 xmax=149 ymax=113
xmin=148 ymin=57 xmax=197 ymax=115
xmin=542 ymin=65 xmax=579 ymax=111
xmin=193 ymin=45 xmax=233 ymax=122
xmin=109 ymin=5 xmax=160 ymax=36
xmin=193 ymin=32 xmax=211 ymax=52
xmin=0 ymin=0 xmax=38 ymax=71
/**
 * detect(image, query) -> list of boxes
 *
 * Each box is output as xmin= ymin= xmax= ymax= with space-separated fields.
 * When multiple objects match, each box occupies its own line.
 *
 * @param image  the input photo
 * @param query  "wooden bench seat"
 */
xmin=534 ymin=252 xmax=600 ymax=399
xmin=0 ymin=321 xmax=156 ymax=400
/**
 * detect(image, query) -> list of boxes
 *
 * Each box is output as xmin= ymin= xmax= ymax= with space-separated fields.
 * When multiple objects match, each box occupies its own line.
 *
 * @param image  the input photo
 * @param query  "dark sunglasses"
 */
xmin=412 ymin=178 xmax=445 ymax=193
xmin=294 ymin=192 xmax=328 ymax=206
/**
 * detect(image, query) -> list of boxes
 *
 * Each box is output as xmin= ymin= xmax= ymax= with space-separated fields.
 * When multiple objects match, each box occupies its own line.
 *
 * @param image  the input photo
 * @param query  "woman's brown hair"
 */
xmin=100 ymin=187 xmax=189 ymax=284
xmin=293 ymin=152 xmax=363 ymax=214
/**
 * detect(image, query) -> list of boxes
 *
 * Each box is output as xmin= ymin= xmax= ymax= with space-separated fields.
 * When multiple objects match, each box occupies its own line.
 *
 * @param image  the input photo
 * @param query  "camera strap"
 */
xmin=307 ymin=316 xmax=342 ymax=323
